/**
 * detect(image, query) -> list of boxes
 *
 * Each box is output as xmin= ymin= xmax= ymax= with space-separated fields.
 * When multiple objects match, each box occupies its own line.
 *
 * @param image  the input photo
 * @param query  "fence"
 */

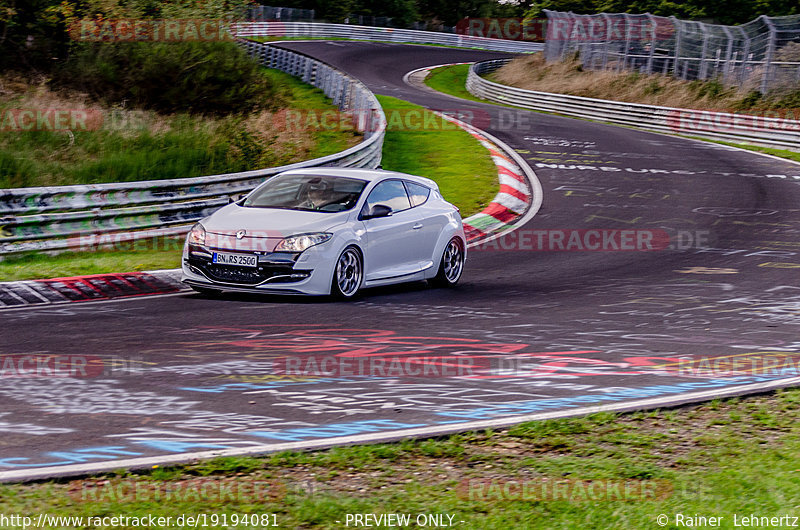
xmin=246 ymin=4 xmax=456 ymax=32
xmin=467 ymin=59 xmax=800 ymax=150
xmin=544 ymin=10 xmax=800 ymax=93
xmin=0 ymin=41 xmax=386 ymax=255
xmin=232 ymin=22 xmax=544 ymax=53
xmin=247 ymin=6 xmax=315 ymax=22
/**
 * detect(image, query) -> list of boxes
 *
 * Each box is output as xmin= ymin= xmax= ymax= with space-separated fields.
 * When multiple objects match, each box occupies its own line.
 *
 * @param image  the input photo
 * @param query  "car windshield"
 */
xmin=242 ymin=174 xmax=368 ymax=213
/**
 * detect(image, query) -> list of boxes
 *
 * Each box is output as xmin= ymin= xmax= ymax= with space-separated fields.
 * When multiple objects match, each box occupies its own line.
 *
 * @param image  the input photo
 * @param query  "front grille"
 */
xmin=187 ymin=250 xmax=309 ymax=286
xmin=203 ymin=263 xmax=291 ymax=284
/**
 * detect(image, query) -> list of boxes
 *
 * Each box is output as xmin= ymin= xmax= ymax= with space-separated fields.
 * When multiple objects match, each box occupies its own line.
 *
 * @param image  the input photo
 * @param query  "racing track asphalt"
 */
xmin=2 ymin=42 xmax=800 ymax=481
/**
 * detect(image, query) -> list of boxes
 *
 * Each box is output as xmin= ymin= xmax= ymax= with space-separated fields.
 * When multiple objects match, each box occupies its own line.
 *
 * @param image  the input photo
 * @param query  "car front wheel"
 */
xmin=432 ymin=237 xmax=464 ymax=287
xmin=331 ymin=246 xmax=363 ymax=299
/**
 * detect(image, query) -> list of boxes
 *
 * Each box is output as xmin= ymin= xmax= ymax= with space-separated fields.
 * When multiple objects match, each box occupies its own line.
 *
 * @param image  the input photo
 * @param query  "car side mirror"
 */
xmin=362 ymin=204 xmax=393 ymax=220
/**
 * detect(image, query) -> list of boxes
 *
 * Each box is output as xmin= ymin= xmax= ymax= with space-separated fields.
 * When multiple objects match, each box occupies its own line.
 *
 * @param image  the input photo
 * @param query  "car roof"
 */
xmin=277 ymin=167 xmax=439 ymax=191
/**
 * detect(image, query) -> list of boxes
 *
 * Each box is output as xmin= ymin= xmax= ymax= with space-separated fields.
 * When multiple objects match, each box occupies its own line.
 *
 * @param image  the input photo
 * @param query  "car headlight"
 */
xmin=275 ymin=232 xmax=332 ymax=252
xmin=188 ymin=223 xmax=206 ymax=246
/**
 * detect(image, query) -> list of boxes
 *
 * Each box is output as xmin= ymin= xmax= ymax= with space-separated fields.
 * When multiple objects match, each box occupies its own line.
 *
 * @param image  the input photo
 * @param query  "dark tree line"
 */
xmin=2 ymin=0 xmax=798 ymax=72
xmin=524 ymin=0 xmax=798 ymax=25
xmin=274 ymin=0 xmax=798 ymax=26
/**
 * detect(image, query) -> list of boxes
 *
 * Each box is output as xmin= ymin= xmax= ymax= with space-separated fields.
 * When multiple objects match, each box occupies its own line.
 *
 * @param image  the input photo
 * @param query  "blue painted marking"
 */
xmin=433 ymin=377 xmax=775 ymax=419
xmin=0 ymin=446 xmax=143 ymax=468
xmin=132 ymin=440 xmax=232 ymax=452
xmin=247 ymin=419 xmax=427 ymax=441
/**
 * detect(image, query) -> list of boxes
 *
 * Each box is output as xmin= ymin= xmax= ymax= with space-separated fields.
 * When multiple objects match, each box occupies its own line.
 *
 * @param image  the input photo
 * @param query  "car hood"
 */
xmin=202 ymin=203 xmax=351 ymax=239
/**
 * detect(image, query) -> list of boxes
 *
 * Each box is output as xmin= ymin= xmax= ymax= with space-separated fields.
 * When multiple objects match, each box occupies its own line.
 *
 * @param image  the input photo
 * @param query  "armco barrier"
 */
xmin=467 ymin=59 xmax=800 ymax=151
xmin=232 ymin=22 xmax=544 ymax=53
xmin=0 ymin=41 xmax=386 ymax=255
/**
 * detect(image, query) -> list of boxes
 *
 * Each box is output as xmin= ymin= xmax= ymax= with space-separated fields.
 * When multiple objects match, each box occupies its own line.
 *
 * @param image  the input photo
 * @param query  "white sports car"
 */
xmin=181 ymin=168 xmax=466 ymax=298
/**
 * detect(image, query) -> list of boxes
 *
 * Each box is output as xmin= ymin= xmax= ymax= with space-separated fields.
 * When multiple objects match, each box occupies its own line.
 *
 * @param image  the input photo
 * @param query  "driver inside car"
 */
xmin=300 ymin=179 xmax=330 ymax=210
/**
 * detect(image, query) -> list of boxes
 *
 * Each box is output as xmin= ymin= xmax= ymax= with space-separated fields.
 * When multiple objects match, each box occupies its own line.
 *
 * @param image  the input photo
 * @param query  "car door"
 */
xmin=403 ymin=180 xmax=444 ymax=271
xmin=361 ymin=179 xmax=426 ymax=281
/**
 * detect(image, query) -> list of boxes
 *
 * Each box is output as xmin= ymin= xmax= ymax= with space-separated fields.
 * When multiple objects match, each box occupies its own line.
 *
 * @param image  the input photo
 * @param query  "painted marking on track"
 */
xmin=2 ymin=376 xmax=799 ymax=483
xmin=675 ymin=267 xmax=739 ymax=274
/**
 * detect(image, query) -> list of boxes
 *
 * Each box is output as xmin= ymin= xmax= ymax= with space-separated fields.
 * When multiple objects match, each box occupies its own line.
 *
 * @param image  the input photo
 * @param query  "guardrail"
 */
xmin=233 ymin=22 xmax=544 ymax=53
xmin=0 ymin=41 xmax=386 ymax=255
xmin=467 ymin=59 xmax=800 ymax=151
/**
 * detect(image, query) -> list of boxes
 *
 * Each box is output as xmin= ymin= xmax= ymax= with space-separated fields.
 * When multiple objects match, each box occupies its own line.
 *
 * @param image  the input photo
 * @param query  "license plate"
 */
xmin=212 ymin=252 xmax=258 ymax=267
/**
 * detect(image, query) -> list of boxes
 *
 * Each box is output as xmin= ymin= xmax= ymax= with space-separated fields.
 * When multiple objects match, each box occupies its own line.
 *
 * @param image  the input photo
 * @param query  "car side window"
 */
xmin=404 ymin=181 xmax=430 ymax=207
xmin=364 ymin=180 xmax=411 ymax=214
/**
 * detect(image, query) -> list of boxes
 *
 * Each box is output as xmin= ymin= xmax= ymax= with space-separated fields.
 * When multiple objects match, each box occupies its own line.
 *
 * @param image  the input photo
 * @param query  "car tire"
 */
xmin=331 ymin=246 xmax=363 ymax=299
xmin=190 ymin=285 xmax=221 ymax=296
xmin=432 ymin=237 xmax=464 ymax=287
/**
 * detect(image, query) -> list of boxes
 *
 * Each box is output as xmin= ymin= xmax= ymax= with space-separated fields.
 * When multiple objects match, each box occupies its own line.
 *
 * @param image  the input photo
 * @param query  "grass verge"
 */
xmin=2 ymin=389 xmax=800 ymax=527
xmin=695 ymin=138 xmax=800 ymax=164
xmin=376 ymin=94 xmax=497 ymax=217
xmin=0 ymin=69 xmax=360 ymax=188
xmin=424 ymin=63 xmax=485 ymax=103
xmin=0 ymin=240 xmax=183 ymax=282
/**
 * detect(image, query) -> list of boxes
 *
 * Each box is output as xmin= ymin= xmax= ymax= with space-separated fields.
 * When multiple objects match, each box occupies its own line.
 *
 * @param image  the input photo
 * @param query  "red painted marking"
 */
xmin=35 ymin=272 xmax=147 ymax=282
xmin=109 ymin=274 xmax=143 ymax=289
xmin=498 ymin=166 xmax=525 ymax=182
xmin=463 ymin=223 xmax=487 ymax=242
xmin=34 ymin=272 xmax=178 ymax=303
xmin=75 ymin=279 xmax=105 ymax=295
xmin=499 ymin=184 xmax=530 ymax=202
xmin=481 ymin=203 xmax=519 ymax=223
xmin=488 ymin=149 xmax=513 ymax=164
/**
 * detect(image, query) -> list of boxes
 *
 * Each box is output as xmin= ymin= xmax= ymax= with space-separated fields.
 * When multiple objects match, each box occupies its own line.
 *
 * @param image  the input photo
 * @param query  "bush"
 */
xmin=734 ymin=90 xmax=763 ymax=110
xmin=52 ymin=41 xmax=283 ymax=115
xmin=772 ymin=89 xmax=800 ymax=110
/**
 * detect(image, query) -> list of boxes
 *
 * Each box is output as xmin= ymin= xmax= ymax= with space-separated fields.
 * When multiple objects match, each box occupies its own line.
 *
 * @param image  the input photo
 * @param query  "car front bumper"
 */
xmin=181 ymin=242 xmax=338 ymax=296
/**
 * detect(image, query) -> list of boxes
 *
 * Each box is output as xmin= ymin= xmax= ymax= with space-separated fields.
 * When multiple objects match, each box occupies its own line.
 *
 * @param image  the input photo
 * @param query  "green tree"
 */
xmin=526 ymin=0 xmax=797 ymax=23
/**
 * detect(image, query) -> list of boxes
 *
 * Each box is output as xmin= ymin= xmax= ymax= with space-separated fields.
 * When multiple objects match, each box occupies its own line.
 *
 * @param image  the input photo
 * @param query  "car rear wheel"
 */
xmin=432 ymin=237 xmax=464 ymax=287
xmin=332 ymin=246 xmax=363 ymax=299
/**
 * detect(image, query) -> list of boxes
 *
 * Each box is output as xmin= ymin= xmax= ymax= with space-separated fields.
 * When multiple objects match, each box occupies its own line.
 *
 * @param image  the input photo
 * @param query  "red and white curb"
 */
xmin=405 ymin=63 xmax=542 ymax=246
xmin=0 ymin=270 xmax=184 ymax=308
xmin=440 ymin=114 xmax=538 ymax=243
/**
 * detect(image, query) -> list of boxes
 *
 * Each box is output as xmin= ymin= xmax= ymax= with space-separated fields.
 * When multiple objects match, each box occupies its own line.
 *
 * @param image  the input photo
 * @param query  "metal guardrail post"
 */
xmin=671 ymin=16 xmax=682 ymax=78
xmin=698 ymin=23 xmax=710 ymax=80
xmin=761 ymin=16 xmax=777 ymax=94
xmin=721 ymin=26 xmax=735 ymax=84
xmin=646 ymin=14 xmax=657 ymax=73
